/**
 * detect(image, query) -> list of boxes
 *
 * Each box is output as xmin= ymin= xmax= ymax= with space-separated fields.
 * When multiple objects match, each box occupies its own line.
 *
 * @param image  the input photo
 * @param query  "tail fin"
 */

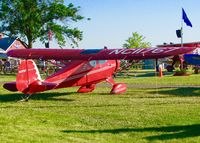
xmin=16 ymin=60 xmax=42 ymax=94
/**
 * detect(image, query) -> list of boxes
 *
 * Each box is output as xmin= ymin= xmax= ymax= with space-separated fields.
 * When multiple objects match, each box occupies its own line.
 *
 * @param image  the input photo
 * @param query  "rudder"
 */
xmin=16 ymin=60 xmax=42 ymax=94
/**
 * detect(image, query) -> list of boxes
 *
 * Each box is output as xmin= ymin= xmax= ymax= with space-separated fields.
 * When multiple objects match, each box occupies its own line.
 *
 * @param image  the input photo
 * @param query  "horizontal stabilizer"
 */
xmin=27 ymin=81 xmax=57 ymax=93
xmin=3 ymin=82 xmax=18 ymax=92
xmin=3 ymin=81 xmax=57 ymax=93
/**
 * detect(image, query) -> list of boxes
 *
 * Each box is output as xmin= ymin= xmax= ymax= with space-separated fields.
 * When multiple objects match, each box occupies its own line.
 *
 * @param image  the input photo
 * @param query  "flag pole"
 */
xmin=181 ymin=8 xmax=193 ymax=47
xmin=181 ymin=9 xmax=183 ymax=48
xmin=180 ymin=8 xmax=184 ymax=70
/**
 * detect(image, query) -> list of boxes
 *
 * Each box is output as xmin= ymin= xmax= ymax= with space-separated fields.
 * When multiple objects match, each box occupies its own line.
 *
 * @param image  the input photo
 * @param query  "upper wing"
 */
xmin=7 ymin=47 xmax=196 ymax=60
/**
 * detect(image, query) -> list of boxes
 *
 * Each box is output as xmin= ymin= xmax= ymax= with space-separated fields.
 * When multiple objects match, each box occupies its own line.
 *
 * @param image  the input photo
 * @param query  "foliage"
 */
xmin=116 ymin=70 xmax=200 ymax=85
xmin=174 ymin=69 xmax=188 ymax=76
xmin=193 ymin=66 xmax=200 ymax=74
xmin=123 ymin=32 xmax=151 ymax=48
xmin=0 ymin=0 xmax=84 ymax=48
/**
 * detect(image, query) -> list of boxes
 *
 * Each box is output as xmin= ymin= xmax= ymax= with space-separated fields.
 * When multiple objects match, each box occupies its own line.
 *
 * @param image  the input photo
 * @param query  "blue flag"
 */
xmin=182 ymin=8 xmax=192 ymax=27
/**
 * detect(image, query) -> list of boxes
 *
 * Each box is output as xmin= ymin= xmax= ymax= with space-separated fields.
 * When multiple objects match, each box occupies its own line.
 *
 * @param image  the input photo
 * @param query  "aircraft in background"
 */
xmin=184 ymin=54 xmax=200 ymax=65
xmin=3 ymin=47 xmax=196 ymax=101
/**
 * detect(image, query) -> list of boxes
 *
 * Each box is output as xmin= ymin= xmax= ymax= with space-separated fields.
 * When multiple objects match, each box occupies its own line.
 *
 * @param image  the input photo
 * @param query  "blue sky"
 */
xmin=34 ymin=0 xmax=200 ymax=48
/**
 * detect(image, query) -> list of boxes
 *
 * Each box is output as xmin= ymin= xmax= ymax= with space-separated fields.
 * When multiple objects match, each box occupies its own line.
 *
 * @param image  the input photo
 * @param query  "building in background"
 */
xmin=0 ymin=33 xmax=28 ymax=73
xmin=0 ymin=34 xmax=28 ymax=53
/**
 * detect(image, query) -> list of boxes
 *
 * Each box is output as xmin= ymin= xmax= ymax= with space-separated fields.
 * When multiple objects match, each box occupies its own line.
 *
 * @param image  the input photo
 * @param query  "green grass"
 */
xmin=1 ymin=74 xmax=200 ymax=142
xmin=0 ymin=73 xmax=16 ymax=83
xmin=116 ymin=72 xmax=200 ymax=85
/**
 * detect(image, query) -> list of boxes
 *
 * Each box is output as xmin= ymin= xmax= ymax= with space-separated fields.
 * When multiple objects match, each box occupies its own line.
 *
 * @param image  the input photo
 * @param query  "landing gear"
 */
xmin=110 ymin=83 xmax=127 ymax=94
xmin=106 ymin=76 xmax=127 ymax=94
xmin=77 ymin=84 xmax=96 ymax=93
xmin=19 ymin=94 xmax=32 ymax=102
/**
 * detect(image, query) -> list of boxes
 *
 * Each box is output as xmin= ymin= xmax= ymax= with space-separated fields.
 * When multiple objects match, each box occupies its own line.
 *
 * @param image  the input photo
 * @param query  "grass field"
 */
xmin=1 ymin=73 xmax=200 ymax=142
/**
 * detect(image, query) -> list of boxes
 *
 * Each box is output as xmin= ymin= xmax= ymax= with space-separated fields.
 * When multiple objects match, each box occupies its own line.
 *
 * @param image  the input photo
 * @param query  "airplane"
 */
xmin=3 ymin=47 xmax=196 ymax=101
xmin=184 ymin=54 xmax=200 ymax=65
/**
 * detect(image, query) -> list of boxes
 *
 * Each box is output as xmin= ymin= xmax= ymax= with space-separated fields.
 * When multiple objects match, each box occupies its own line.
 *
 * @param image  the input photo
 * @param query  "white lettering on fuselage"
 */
xmin=121 ymin=49 xmax=132 ymax=54
xmin=151 ymin=48 xmax=164 ymax=53
xmin=163 ymin=47 xmax=180 ymax=53
xmin=108 ymin=49 xmax=124 ymax=55
xmin=108 ymin=48 xmax=179 ymax=55
xmin=132 ymin=48 xmax=144 ymax=54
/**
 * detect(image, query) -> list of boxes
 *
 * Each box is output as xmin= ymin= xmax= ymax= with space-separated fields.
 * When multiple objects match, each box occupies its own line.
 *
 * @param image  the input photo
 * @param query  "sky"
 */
xmin=34 ymin=0 xmax=200 ymax=49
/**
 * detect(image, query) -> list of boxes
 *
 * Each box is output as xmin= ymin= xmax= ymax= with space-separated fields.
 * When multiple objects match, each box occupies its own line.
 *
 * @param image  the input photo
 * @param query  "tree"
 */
xmin=123 ymin=32 xmax=151 ymax=49
xmin=0 ymin=0 xmax=84 ymax=48
xmin=120 ymin=32 xmax=152 ymax=75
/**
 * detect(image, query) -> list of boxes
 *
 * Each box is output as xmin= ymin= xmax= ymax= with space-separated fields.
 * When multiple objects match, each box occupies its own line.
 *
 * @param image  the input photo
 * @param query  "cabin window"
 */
xmin=99 ymin=60 xmax=107 ymax=64
xmin=89 ymin=60 xmax=96 ymax=67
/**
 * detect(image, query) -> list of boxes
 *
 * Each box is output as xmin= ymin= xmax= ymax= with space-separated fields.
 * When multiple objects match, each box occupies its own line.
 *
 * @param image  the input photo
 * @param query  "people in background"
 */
xmin=0 ymin=59 xmax=3 ymax=72
xmin=4 ymin=60 xmax=11 ymax=73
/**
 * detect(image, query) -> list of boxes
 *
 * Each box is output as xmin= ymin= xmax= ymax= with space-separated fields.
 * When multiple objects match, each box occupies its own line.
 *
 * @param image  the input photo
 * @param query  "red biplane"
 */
xmin=3 ymin=47 xmax=196 ymax=100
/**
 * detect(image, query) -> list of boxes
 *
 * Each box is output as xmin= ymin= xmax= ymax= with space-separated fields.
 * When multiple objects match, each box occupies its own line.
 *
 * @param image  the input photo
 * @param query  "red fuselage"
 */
xmin=3 ymin=60 xmax=126 ymax=95
xmin=45 ymin=60 xmax=120 ymax=89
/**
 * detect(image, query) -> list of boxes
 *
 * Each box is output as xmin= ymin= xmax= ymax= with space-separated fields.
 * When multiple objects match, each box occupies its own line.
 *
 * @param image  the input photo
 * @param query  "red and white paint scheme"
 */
xmin=3 ymin=46 xmax=196 ymax=96
xmin=3 ymin=59 xmax=126 ymax=95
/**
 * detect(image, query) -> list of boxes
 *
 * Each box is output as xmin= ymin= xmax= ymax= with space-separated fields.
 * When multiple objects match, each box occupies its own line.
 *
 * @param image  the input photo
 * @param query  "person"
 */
xmin=171 ymin=55 xmax=185 ymax=69
xmin=41 ymin=60 xmax=46 ymax=72
xmin=0 ymin=59 xmax=3 ymax=72
xmin=4 ymin=60 xmax=11 ymax=73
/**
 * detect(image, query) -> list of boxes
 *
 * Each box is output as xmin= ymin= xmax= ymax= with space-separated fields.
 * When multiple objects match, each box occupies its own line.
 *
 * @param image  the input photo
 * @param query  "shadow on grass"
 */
xmin=135 ymin=72 xmax=157 ymax=77
xmin=62 ymin=124 xmax=200 ymax=141
xmin=148 ymin=87 xmax=200 ymax=97
xmin=0 ymin=92 xmax=76 ymax=102
xmin=117 ymin=71 xmax=173 ymax=78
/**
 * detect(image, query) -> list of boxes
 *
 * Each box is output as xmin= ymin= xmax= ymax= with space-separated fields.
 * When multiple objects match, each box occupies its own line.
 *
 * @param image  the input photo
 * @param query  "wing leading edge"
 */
xmin=7 ymin=47 xmax=196 ymax=60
